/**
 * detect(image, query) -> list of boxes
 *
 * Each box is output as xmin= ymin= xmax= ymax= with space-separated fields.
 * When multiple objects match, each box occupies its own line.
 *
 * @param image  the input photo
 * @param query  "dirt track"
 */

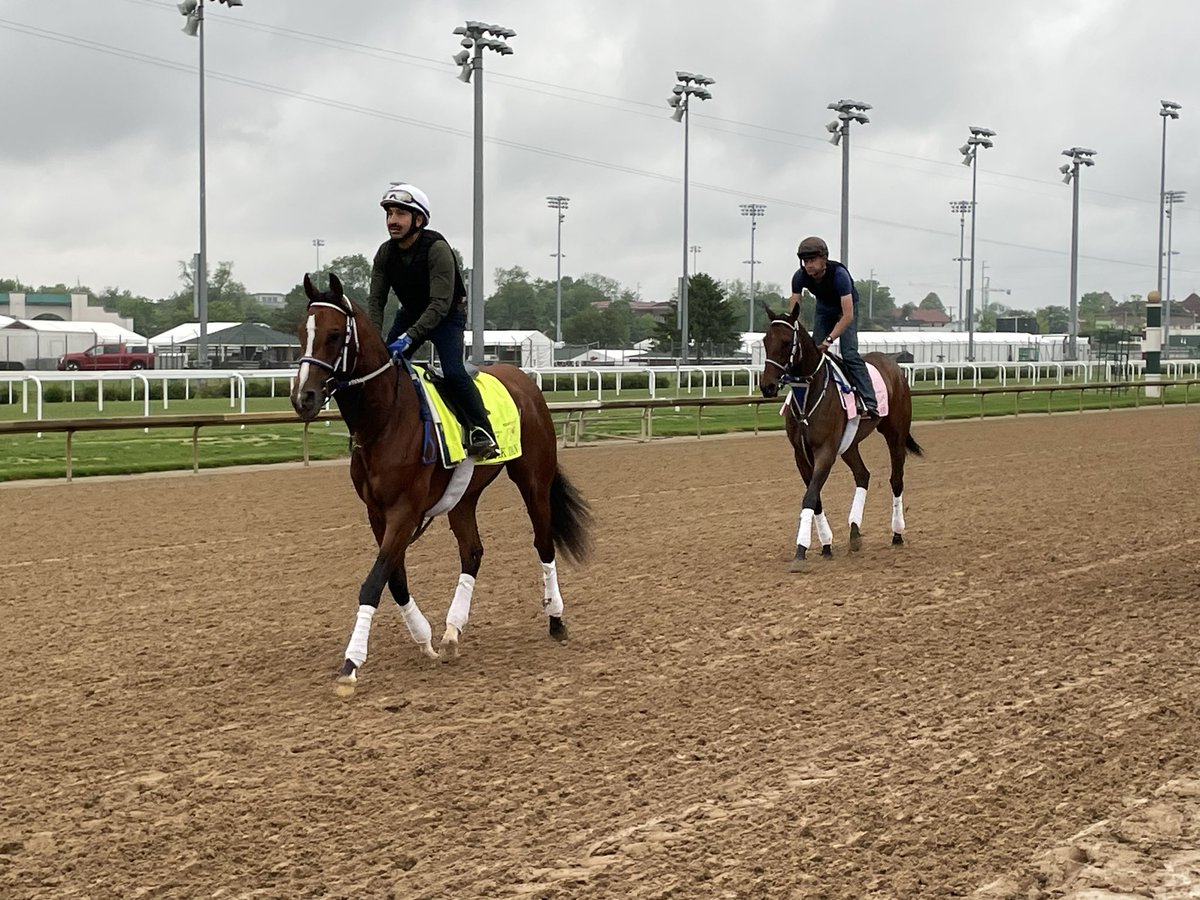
xmin=1 ymin=407 xmax=1198 ymax=899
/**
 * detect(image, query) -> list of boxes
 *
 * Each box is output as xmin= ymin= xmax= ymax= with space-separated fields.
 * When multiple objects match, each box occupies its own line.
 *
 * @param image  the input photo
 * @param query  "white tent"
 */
xmin=0 ymin=318 xmax=147 ymax=370
xmin=148 ymin=322 xmax=242 ymax=348
xmin=463 ymin=330 xmax=555 ymax=368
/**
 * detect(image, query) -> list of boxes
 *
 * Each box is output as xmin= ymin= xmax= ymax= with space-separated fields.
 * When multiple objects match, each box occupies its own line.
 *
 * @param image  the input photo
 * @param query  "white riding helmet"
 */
xmin=380 ymin=182 xmax=432 ymax=222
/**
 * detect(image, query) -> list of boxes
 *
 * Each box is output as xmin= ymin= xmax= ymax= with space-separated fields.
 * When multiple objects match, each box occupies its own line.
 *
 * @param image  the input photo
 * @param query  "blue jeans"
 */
xmin=812 ymin=303 xmax=877 ymax=410
xmin=389 ymin=308 xmax=495 ymax=437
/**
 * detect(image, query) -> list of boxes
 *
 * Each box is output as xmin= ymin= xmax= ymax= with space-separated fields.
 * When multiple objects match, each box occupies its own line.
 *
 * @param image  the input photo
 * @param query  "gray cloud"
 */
xmin=1 ymin=0 xmax=1197 ymax=314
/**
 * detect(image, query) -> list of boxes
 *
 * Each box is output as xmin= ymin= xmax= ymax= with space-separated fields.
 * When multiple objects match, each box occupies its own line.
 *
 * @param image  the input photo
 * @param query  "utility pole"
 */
xmin=868 ymin=267 xmax=876 ymax=323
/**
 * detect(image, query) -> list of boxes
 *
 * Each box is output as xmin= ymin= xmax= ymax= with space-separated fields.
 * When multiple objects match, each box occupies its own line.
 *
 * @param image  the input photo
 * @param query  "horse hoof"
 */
xmin=333 ymin=661 xmax=357 ymax=698
xmin=892 ymin=533 xmax=904 ymax=546
xmin=438 ymin=627 xmax=461 ymax=662
xmin=849 ymin=525 xmax=862 ymax=552
xmin=549 ymin=616 xmax=568 ymax=642
xmin=419 ymin=639 xmax=439 ymax=661
xmin=820 ymin=545 xmax=833 ymax=558
xmin=789 ymin=557 xmax=810 ymax=574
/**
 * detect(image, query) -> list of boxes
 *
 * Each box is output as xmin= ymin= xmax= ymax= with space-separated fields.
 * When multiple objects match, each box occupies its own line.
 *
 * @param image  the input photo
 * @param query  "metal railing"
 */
xmin=0 ymin=380 xmax=1194 ymax=481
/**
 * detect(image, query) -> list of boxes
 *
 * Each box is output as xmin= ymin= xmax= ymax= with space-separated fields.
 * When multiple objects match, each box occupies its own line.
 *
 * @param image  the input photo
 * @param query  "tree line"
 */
xmin=1 ymin=263 xmax=1149 ymax=361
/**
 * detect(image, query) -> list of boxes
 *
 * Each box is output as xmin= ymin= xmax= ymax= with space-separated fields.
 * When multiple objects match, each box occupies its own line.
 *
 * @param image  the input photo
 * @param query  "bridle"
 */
xmin=764 ymin=316 xmax=830 ymax=426
xmin=297 ymin=300 xmax=393 ymax=402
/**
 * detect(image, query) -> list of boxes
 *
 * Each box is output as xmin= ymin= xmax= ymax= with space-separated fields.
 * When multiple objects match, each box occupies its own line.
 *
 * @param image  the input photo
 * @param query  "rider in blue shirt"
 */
xmin=787 ymin=236 xmax=879 ymax=418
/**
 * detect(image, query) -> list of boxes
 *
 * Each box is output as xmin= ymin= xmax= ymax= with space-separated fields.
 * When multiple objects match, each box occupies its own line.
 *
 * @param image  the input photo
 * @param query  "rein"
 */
xmin=299 ymin=299 xmax=438 ymax=465
xmin=298 ymin=301 xmax=393 ymax=398
xmin=765 ymin=317 xmax=831 ymax=426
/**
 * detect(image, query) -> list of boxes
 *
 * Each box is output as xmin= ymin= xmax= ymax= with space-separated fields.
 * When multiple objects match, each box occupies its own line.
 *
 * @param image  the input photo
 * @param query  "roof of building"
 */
xmin=0 ymin=318 xmax=144 ymax=342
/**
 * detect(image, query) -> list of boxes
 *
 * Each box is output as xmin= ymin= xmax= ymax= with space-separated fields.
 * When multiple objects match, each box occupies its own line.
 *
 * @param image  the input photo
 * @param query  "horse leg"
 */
xmin=336 ymin=504 xmax=429 ymax=697
xmin=511 ymin=465 xmax=568 ymax=642
xmin=887 ymin=433 xmax=909 ymax=545
xmin=815 ymin=506 xmax=834 ymax=558
xmin=791 ymin=449 xmax=837 ymax=573
xmin=441 ymin=493 xmax=485 ymax=659
xmin=841 ymin=444 xmax=871 ymax=552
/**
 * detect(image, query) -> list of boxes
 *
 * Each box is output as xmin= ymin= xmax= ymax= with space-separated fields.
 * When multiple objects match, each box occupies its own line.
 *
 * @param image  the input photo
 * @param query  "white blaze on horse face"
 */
xmin=796 ymin=508 xmax=815 ymax=550
xmin=446 ymin=574 xmax=475 ymax=631
xmin=541 ymin=560 xmax=564 ymax=617
xmin=297 ymin=313 xmax=317 ymax=390
xmin=849 ymin=486 xmax=868 ymax=527
xmin=815 ymin=512 xmax=834 ymax=546
xmin=345 ymin=604 xmax=377 ymax=668
xmin=892 ymin=494 xmax=906 ymax=535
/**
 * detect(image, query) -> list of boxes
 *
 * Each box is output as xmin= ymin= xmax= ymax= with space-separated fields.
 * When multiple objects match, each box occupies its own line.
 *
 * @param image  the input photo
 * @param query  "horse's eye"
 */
xmin=325 ymin=331 xmax=343 ymax=346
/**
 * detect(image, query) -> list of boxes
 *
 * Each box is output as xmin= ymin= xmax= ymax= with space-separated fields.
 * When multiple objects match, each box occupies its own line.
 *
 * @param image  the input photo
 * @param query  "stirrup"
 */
xmin=467 ymin=428 xmax=500 ymax=460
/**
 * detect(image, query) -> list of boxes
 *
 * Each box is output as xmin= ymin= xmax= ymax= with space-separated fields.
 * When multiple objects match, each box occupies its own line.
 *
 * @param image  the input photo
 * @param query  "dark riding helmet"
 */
xmin=797 ymin=236 xmax=829 ymax=260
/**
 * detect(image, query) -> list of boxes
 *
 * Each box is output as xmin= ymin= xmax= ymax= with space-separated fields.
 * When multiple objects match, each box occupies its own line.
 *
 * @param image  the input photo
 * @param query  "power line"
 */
xmin=2 ymin=13 xmax=1195 ymax=276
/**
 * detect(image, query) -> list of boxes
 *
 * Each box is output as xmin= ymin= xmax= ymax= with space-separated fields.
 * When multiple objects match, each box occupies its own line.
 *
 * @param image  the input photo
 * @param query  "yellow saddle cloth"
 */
xmin=414 ymin=365 xmax=522 ymax=468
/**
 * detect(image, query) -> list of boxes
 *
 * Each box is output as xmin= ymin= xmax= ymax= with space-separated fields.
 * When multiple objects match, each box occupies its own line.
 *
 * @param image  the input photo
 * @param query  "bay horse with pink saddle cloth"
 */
xmin=759 ymin=304 xmax=923 ymax=572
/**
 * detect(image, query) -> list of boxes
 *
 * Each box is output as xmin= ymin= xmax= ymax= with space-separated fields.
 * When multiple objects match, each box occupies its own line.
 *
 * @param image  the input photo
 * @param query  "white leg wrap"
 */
xmin=345 ymin=604 xmax=377 ymax=668
xmin=400 ymin=596 xmax=433 ymax=645
xmin=815 ymin=512 xmax=834 ymax=546
xmin=796 ymin=508 xmax=814 ymax=550
xmin=849 ymin=486 xmax=867 ymax=527
xmin=446 ymin=574 xmax=475 ymax=632
xmin=892 ymin=494 xmax=906 ymax=534
xmin=541 ymin=560 xmax=564 ymax=617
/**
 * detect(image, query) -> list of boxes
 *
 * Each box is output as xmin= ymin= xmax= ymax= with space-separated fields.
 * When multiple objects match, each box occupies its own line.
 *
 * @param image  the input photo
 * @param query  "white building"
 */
xmin=0 ymin=318 xmax=148 ymax=370
xmin=463 ymin=330 xmax=555 ymax=368
xmin=0 ymin=291 xmax=135 ymax=331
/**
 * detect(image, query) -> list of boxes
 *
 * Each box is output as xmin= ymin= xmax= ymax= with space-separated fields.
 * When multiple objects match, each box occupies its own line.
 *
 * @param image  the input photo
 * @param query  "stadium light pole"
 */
xmin=1164 ymin=189 xmax=1186 ymax=359
xmin=453 ymin=21 xmax=515 ymax=364
xmin=826 ymin=99 xmax=871 ymax=266
xmin=949 ymin=201 xmax=971 ymax=330
xmin=177 ymin=0 xmax=243 ymax=368
xmin=740 ymin=203 xmax=766 ymax=332
xmin=546 ymin=196 xmax=569 ymax=344
xmin=1156 ymin=101 xmax=1181 ymax=310
xmin=668 ymin=71 xmax=715 ymax=364
xmin=1059 ymin=147 xmax=1097 ymax=360
xmin=312 ymin=238 xmax=325 ymax=273
xmin=959 ymin=126 xmax=996 ymax=361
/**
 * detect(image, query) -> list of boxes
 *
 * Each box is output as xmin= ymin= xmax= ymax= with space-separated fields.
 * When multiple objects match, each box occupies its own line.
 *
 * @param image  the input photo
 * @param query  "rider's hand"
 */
xmin=387 ymin=333 xmax=413 ymax=357
xmin=818 ymin=339 xmax=831 ymax=352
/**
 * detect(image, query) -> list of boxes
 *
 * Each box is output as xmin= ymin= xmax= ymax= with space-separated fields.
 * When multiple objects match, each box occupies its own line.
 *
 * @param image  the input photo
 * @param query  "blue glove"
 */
xmin=387 ymin=333 xmax=413 ymax=357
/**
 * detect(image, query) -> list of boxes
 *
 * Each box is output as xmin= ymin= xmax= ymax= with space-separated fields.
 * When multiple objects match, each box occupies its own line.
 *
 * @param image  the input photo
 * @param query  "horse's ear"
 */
xmin=328 ymin=272 xmax=344 ymax=298
xmin=760 ymin=300 xmax=776 ymax=323
xmin=303 ymin=273 xmax=317 ymax=300
xmin=787 ymin=303 xmax=801 ymax=324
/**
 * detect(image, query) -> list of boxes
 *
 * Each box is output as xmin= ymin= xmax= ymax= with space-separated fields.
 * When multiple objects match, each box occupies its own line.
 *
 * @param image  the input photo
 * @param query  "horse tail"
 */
xmin=549 ymin=469 xmax=593 ymax=564
xmin=905 ymin=433 xmax=924 ymax=457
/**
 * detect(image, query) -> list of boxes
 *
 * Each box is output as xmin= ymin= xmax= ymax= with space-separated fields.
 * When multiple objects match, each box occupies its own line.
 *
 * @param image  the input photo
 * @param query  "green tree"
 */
xmin=486 ymin=266 xmax=547 ymax=330
xmin=855 ymin=279 xmax=895 ymax=329
xmin=919 ymin=292 xmax=945 ymax=311
xmin=687 ymin=273 xmax=739 ymax=361
xmin=1079 ymin=291 xmax=1113 ymax=330
xmin=1037 ymin=305 xmax=1071 ymax=334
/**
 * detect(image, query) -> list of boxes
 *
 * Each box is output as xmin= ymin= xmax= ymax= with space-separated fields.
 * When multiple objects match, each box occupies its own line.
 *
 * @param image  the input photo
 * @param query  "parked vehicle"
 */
xmin=57 ymin=343 xmax=156 ymax=371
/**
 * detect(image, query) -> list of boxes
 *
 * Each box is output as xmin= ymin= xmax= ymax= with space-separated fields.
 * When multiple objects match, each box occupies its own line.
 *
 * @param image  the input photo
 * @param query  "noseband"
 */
xmin=298 ymin=301 xmax=393 ymax=401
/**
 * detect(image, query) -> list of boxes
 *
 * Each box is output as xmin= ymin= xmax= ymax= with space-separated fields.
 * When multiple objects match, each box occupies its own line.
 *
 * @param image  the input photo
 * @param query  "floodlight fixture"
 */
xmin=826 ymin=99 xmax=871 ymax=264
xmin=669 ymin=70 xmax=716 ymax=363
xmin=452 ymin=20 xmax=517 ymax=362
xmin=1160 ymin=99 xmax=1182 ymax=118
xmin=959 ymin=125 xmax=995 ymax=360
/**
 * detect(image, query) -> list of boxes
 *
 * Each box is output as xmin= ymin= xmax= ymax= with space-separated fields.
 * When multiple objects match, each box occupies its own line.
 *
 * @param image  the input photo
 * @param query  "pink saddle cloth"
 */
xmin=836 ymin=362 xmax=889 ymax=420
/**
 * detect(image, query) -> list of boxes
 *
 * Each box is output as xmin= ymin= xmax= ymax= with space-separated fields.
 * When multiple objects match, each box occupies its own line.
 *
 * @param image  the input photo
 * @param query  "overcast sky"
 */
xmin=2 ymin=0 xmax=1198 ymax=320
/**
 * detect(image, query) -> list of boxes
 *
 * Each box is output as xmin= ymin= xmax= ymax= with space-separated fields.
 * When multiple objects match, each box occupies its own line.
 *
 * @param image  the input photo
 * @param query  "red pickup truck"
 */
xmin=57 ymin=342 xmax=156 ymax=371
